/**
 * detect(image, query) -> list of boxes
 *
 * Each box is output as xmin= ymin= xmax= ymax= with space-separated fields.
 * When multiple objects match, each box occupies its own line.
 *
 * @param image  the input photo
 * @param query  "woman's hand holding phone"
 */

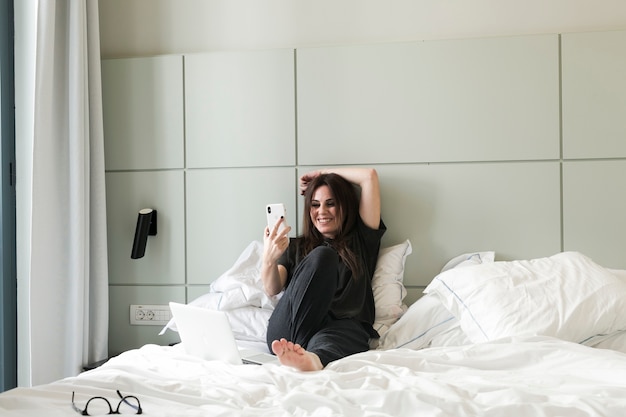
xmin=264 ymin=204 xmax=291 ymax=264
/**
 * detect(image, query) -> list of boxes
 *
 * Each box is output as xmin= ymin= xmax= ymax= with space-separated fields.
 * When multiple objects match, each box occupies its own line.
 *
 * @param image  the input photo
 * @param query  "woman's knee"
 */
xmin=300 ymin=246 xmax=339 ymax=285
xmin=307 ymin=245 xmax=339 ymax=267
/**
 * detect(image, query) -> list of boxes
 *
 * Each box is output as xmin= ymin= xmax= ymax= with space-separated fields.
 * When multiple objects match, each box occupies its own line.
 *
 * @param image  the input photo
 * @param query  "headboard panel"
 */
xmin=103 ymin=30 xmax=626 ymax=355
xmin=296 ymin=34 xmax=559 ymax=165
xmin=375 ymin=162 xmax=561 ymax=286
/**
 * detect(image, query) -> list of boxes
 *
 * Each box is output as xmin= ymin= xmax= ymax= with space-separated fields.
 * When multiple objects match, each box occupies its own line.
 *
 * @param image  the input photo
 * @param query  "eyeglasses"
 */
xmin=71 ymin=390 xmax=142 ymax=415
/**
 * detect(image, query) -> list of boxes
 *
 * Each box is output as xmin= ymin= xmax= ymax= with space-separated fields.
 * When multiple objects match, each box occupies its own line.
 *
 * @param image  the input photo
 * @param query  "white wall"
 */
xmin=98 ymin=0 xmax=626 ymax=58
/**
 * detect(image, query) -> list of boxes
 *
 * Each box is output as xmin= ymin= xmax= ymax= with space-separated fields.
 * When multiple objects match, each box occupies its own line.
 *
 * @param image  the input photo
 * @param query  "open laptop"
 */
xmin=168 ymin=302 xmax=278 ymax=365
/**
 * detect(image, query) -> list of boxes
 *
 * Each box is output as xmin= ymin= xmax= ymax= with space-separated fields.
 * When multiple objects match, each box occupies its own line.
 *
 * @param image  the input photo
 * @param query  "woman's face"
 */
xmin=310 ymin=185 xmax=340 ymax=239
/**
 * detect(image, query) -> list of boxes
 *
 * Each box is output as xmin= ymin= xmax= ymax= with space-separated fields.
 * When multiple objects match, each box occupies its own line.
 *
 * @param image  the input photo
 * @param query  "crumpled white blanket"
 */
xmin=160 ymin=241 xmax=276 ymax=341
xmin=206 ymin=240 xmax=278 ymax=311
xmin=2 ymin=336 xmax=626 ymax=417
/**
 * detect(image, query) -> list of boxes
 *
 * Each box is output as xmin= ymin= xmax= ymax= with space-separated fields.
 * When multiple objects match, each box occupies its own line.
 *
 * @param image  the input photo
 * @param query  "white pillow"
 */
xmin=378 ymin=251 xmax=493 ymax=350
xmin=584 ymin=330 xmax=626 ymax=354
xmin=581 ymin=268 xmax=626 ymax=354
xmin=428 ymin=323 xmax=471 ymax=348
xmin=223 ymin=306 xmax=272 ymax=342
xmin=440 ymin=251 xmax=495 ymax=273
xmin=425 ymin=251 xmax=626 ymax=344
xmin=377 ymin=293 xmax=456 ymax=350
xmin=372 ymin=240 xmax=412 ymax=336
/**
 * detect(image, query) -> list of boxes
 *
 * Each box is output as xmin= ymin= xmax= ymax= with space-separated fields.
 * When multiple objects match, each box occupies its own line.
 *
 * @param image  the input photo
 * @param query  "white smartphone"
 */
xmin=266 ymin=203 xmax=288 ymax=233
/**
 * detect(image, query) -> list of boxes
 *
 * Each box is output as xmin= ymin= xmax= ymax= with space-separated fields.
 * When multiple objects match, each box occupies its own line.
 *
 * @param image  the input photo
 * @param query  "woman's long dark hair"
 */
xmin=298 ymin=173 xmax=362 ymax=278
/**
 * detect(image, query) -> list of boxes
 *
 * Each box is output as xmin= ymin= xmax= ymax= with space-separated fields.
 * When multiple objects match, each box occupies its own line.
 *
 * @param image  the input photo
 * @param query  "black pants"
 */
xmin=266 ymin=246 xmax=370 ymax=367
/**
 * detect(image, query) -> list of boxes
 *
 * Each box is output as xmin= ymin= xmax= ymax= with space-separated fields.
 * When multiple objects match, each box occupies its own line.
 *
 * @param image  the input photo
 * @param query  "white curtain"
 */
xmin=25 ymin=0 xmax=108 ymax=385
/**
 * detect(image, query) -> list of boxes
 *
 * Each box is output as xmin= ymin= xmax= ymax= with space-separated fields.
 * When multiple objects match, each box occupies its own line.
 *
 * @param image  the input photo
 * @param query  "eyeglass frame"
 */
xmin=71 ymin=390 xmax=143 ymax=415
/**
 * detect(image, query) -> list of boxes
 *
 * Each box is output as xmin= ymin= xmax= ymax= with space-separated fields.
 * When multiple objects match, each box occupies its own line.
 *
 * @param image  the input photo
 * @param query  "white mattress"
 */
xmin=2 ymin=336 xmax=626 ymax=416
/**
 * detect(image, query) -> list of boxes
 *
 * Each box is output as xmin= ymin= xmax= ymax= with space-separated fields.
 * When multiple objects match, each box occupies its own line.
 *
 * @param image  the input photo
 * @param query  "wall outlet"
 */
xmin=130 ymin=304 xmax=172 ymax=326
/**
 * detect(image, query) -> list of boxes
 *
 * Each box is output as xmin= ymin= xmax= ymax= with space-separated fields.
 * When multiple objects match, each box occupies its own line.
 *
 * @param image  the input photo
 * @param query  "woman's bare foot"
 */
xmin=271 ymin=338 xmax=323 ymax=371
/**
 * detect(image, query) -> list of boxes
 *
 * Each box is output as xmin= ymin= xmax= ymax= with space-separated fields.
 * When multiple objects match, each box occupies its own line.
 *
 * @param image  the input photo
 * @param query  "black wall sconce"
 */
xmin=131 ymin=208 xmax=157 ymax=259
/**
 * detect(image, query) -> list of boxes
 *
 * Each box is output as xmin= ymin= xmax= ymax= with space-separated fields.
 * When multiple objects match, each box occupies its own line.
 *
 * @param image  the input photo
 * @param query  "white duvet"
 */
xmin=2 ymin=336 xmax=626 ymax=416
xmin=5 ymin=250 xmax=626 ymax=416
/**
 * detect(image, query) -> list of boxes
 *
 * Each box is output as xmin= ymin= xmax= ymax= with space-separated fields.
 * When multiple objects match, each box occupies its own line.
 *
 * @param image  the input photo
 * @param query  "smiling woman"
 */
xmin=0 ymin=0 xmax=16 ymax=393
xmin=261 ymin=167 xmax=385 ymax=371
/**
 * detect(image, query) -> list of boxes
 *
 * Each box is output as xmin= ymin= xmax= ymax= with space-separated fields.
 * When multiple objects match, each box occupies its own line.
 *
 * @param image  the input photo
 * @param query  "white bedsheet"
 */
xmin=2 ymin=336 xmax=626 ymax=416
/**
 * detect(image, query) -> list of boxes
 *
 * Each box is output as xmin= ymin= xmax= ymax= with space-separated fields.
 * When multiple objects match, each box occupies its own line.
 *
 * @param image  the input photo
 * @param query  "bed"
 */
xmin=2 ymin=241 xmax=626 ymax=416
